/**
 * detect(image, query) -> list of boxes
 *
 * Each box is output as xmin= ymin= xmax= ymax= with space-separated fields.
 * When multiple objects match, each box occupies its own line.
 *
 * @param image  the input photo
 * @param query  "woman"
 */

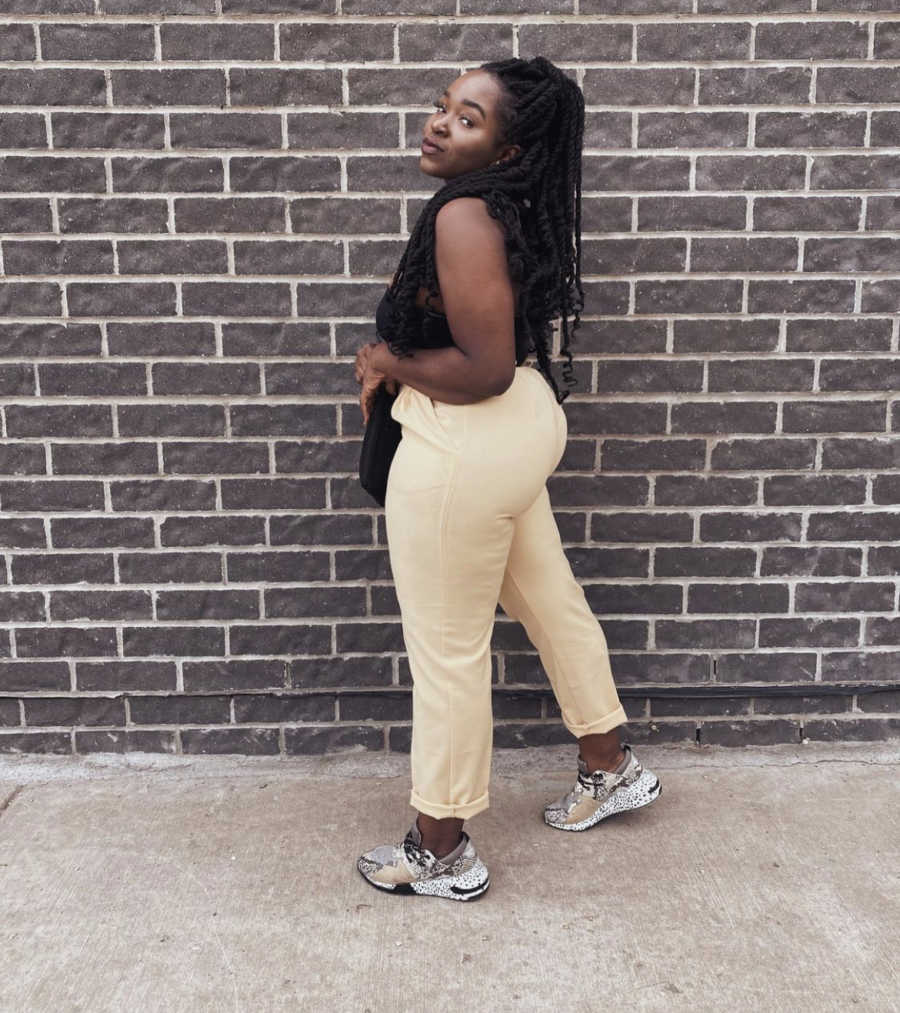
xmin=353 ymin=57 xmax=661 ymax=901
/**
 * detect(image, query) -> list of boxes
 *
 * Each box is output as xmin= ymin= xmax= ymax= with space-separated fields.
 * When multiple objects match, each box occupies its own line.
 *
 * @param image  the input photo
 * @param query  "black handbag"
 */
xmin=359 ymin=380 xmax=402 ymax=507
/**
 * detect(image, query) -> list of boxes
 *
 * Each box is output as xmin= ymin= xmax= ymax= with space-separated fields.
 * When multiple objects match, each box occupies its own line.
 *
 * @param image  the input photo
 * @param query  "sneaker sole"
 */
xmin=356 ymin=859 xmax=491 ymax=901
xmin=544 ymin=768 xmax=662 ymax=832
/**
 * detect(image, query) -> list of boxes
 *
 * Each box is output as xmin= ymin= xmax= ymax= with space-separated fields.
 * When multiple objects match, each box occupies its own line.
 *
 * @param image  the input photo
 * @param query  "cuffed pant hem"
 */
xmin=565 ymin=705 xmax=629 ymax=738
xmin=410 ymin=788 xmax=490 ymax=821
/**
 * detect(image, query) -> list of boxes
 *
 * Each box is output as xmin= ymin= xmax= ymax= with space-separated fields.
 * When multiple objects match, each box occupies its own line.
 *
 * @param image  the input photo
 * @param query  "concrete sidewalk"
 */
xmin=1 ymin=741 xmax=898 ymax=1013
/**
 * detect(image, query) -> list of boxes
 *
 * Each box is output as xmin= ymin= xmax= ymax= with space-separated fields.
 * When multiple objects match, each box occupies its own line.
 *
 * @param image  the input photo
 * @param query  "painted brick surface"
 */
xmin=1 ymin=3 xmax=899 ymax=756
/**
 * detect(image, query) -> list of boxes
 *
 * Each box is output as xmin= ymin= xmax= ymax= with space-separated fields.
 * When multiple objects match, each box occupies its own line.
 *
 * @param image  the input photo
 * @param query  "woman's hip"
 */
xmin=387 ymin=365 xmax=566 ymax=504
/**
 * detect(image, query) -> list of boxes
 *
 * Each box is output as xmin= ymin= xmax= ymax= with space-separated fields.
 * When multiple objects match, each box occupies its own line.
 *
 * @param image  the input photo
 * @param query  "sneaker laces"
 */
xmin=577 ymin=767 xmax=623 ymax=798
xmin=401 ymin=828 xmax=434 ymax=877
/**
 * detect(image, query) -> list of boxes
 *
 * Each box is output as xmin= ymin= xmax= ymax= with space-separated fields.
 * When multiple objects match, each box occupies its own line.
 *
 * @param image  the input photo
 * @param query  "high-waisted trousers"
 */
xmin=385 ymin=364 xmax=628 ymax=821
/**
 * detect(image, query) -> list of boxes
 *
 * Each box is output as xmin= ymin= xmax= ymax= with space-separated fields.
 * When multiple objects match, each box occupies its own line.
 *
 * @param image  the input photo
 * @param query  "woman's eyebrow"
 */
xmin=440 ymin=90 xmax=486 ymax=119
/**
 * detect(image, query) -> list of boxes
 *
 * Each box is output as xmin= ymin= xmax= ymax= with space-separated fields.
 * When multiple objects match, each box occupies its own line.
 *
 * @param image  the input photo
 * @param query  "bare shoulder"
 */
xmin=435 ymin=196 xmax=503 ymax=237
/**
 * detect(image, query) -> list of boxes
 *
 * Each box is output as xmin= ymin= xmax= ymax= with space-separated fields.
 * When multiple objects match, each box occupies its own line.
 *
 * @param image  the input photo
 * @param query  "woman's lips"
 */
xmin=421 ymin=139 xmax=442 ymax=154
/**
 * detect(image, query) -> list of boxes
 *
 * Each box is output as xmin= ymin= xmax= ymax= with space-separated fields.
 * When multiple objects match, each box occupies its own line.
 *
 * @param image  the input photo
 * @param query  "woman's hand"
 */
xmin=355 ymin=341 xmax=399 ymax=425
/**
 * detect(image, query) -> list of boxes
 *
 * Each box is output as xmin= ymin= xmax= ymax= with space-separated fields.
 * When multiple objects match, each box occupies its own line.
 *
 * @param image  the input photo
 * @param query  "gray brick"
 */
xmin=795 ymin=581 xmax=895 ymax=613
xmin=3 ymin=240 xmax=114 ymax=276
xmin=100 ymin=0 xmax=214 ymax=10
xmin=77 ymin=661 xmax=175 ymax=692
xmin=788 ymin=318 xmax=891 ymax=353
xmin=762 ymin=547 xmax=859 ymax=579
xmin=655 ymin=547 xmax=756 ymax=578
xmin=812 ymin=155 xmax=900 ymax=190
xmin=109 ymin=321 xmax=217 ymax=357
xmin=235 ymin=693 xmax=334 ymax=722
xmin=583 ymin=67 xmax=694 ymax=106
xmin=50 ymin=590 xmax=152 ymax=621
xmin=17 ymin=626 xmax=117 ymax=657
xmin=117 ymin=239 xmax=227 ymax=275
xmin=170 ymin=113 xmax=282 ymax=150
xmin=518 ymin=23 xmax=628 ymax=61
xmin=808 ymin=511 xmax=900 ymax=543
xmin=228 ymin=622 xmax=330 ymax=656
xmin=638 ymin=22 xmax=750 ymax=60
xmin=0 ymin=283 xmax=60 ymax=316
xmin=233 ymin=239 xmax=342 ymax=275
xmin=59 ymin=197 xmax=169 ymax=234
xmin=230 ymin=156 xmax=338 ymax=193
xmin=707 ymin=357 xmax=813 ymax=392
xmin=0 ymin=113 xmax=46 ymax=148
xmin=50 ymin=441 xmax=158 ymax=475
xmin=40 ymin=23 xmax=155 ymax=61
xmin=638 ymin=111 xmax=748 ymax=149
xmin=699 ymin=512 xmax=801 ymax=543
xmin=0 ymin=323 xmax=100 ymax=358
xmin=0 ymin=23 xmax=35 ymax=59
xmin=111 ymin=69 xmax=226 ymax=107
xmin=161 ymin=23 xmax=275 ymax=61
xmin=117 ymin=403 xmax=224 ymax=436
xmin=230 ymin=68 xmax=340 ymax=107
xmin=757 ymin=20 xmax=869 ymax=60
xmin=1 ymin=480 xmax=103 ymax=510
xmin=783 ymin=400 xmax=887 ymax=434
xmin=282 ymin=22 xmax=394 ymax=62
xmin=638 ymin=196 xmax=746 ymax=232
xmin=699 ymin=719 xmax=800 ymax=746
xmin=181 ymin=282 xmax=292 ymax=317
xmin=51 ymin=516 xmax=155 ymax=549
xmin=701 ymin=67 xmax=812 ymax=105
xmin=760 ymin=196 xmax=862 ymax=236
xmin=0 ymin=587 xmax=45 ymax=620
xmin=0 ymin=68 xmax=105 ymax=105
xmin=67 ymin=282 xmax=176 ymax=318
xmin=0 ymin=198 xmax=52 ymax=233
xmin=762 ymin=474 xmax=867 ymax=506
xmin=460 ymin=0 xmax=571 ymax=10
xmin=817 ymin=68 xmax=900 ymax=104
xmin=655 ymin=475 xmax=757 ymax=506
xmin=698 ymin=0 xmax=806 ymax=9
xmin=583 ymin=237 xmax=686 ymax=274
xmin=672 ymin=399 xmax=778 ymax=435
xmin=0 ymin=156 xmax=105 ymax=193
xmin=52 ymin=113 xmax=165 ymax=150
xmin=111 ymin=157 xmax=223 ymax=194
xmin=181 ymin=728 xmax=279 ymax=755
xmin=285 ymin=725 xmax=383 ymax=755
xmin=634 ymin=279 xmax=742 ymax=315
xmin=223 ymin=0 xmax=330 ymax=9
xmin=804 ymin=717 xmax=900 ymax=742
xmin=687 ymin=582 xmax=786 ymax=614
xmin=174 ymin=196 xmax=286 ymax=233
xmin=862 ymin=279 xmax=900 ymax=313
xmin=756 ymin=112 xmax=867 ymax=149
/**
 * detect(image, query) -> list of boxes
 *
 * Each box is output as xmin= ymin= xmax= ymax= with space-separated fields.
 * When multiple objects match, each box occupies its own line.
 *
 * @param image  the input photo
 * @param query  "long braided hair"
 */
xmin=384 ymin=56 xmax=586 ymax=404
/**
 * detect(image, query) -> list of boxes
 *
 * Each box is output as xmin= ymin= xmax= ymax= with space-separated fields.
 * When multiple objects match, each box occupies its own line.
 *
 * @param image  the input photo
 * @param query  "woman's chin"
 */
xmin=418 ymin=159 xmax=447 ymax=179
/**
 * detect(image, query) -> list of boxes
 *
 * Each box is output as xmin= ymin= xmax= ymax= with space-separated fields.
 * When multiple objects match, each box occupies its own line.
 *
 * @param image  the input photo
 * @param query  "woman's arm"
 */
xmin=369 ymin=342 xmax=505 ymax=405
xmin=370 ymin=197 xmax=518 ymax=404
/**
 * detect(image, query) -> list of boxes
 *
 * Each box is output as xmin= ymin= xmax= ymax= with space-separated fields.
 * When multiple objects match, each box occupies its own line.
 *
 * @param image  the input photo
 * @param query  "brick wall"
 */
xmin=2 ymin=1 xmax=899 ymax=757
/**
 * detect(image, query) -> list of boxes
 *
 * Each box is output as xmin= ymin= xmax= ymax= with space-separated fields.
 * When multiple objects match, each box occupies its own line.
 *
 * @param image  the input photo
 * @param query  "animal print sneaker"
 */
xmin=356 ymin=818 xmax=490 ymax=901
xmin=543 ymin=743 xmax=661 ymax=832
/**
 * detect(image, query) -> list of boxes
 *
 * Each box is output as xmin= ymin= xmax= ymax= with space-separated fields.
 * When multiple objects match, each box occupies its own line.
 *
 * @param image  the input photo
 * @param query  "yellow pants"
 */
xmin=385 ymin=364 xmax=627 ymax=821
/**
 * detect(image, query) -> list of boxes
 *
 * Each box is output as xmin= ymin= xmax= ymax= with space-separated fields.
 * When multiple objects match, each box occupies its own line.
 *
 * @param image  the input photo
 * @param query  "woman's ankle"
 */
xmin=416 ymin=813 xmax=464 ymax=857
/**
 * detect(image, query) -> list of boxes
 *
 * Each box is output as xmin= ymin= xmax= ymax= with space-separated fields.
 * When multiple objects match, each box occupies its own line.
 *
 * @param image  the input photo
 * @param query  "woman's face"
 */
xmin=420 ymin=69 xmax=521 ymax=180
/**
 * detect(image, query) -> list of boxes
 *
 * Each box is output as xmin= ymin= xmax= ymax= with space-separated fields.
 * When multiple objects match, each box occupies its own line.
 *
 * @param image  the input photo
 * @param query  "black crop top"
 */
xmin=375 ymin=287 xmax=530 ymax=366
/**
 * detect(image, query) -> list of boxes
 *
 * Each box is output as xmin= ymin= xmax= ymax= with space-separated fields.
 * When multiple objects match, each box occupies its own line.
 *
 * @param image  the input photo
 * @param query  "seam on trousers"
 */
xmin=505 ymin=564 xmax=622 ymax=735
xmin=437 ymin=449 xmax=462 ymax=814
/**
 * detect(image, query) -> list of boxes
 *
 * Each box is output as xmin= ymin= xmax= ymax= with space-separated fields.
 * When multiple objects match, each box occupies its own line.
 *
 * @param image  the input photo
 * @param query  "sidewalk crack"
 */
xmin=0 ymin=785 xmax=25 ymax=818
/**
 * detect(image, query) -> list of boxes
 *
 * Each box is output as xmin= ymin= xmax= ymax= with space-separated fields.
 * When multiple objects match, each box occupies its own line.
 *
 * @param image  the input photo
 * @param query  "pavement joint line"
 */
xmin=1 ymin=742 xmax=898 ymax=787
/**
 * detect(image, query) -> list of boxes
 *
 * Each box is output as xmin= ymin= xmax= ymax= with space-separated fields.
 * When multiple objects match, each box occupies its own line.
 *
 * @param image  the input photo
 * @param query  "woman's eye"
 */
xmin=432 ymin=102 xmax=473 ymax=127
